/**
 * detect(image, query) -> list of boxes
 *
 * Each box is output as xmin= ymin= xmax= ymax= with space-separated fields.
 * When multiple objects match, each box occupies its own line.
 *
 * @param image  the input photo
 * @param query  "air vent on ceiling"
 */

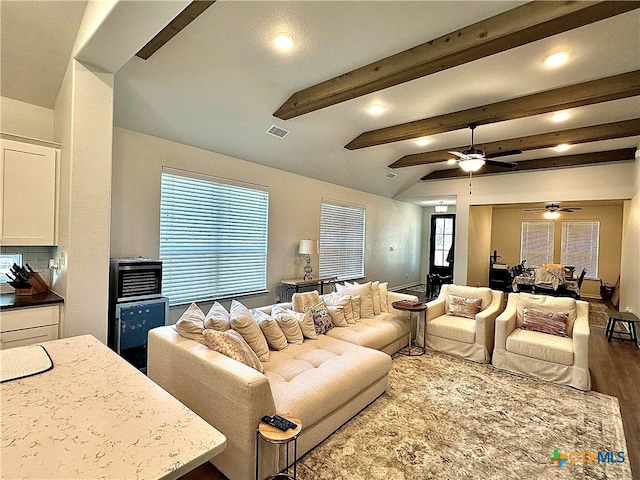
xmin=266 ymin=125 xmax=289 ymax=139
xmin=386 ymin=172 xmax=397 ymax=179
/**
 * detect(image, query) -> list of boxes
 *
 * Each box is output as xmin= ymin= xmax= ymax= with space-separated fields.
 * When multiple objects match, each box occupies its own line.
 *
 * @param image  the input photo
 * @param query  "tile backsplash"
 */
xmin=1 ymin=246 xmax=55 ymax=285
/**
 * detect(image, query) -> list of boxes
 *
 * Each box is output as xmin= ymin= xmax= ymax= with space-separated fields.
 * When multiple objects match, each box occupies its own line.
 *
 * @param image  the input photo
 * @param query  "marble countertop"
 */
xmin=1 ymin=335 xmax=226 ymax=479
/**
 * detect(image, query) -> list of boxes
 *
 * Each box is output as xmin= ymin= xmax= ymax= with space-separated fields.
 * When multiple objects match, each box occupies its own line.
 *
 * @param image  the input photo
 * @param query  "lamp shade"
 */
xmin=299 ymin=239 xmax=319 ymax=255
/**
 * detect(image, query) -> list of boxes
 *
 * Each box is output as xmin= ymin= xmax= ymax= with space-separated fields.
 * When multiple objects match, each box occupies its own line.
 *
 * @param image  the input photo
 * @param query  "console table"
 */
xmin=1 ymin=335 xmax=227 ymax=479
xmin=280 ymin=276 xmax=337 ymax=301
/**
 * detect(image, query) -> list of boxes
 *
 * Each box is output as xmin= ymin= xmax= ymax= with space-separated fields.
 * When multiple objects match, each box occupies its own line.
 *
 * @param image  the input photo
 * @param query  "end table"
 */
xmin=256 ymin=414 xmax=302 ymax=480
xmin=392 ymin=300 xmax=428 ymax=356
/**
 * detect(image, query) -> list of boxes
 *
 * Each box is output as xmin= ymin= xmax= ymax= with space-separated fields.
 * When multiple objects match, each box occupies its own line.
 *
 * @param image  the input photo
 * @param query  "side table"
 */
xmin=606 ymin=309 xmax=639 ymax=347
xmin=391 ymin=300 xmax=428 ymax=356
xmin=256 ymin=414 xmax=302 ymax=480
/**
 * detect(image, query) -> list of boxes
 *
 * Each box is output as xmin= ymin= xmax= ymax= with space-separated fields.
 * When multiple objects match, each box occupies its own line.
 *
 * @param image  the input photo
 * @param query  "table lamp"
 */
xmin=299 ymin=239 xmax=319 ymax=280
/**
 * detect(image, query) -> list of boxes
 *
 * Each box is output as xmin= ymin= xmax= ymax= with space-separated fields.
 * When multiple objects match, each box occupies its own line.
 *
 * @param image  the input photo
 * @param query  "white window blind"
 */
xmin=319 ymin=201 xmax=365 ymax=281
xmin=561 ymin=221 xmax=599 ymax=278
xmin=160 ymin=169 xmax=268 ymax=306
xmin=521 ymin=221 xmax=554 ymax=267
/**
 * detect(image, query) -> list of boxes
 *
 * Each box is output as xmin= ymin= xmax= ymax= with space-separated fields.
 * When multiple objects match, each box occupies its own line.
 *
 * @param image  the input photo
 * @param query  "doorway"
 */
xmin=429 ymin=214 xmax=455 ymax=278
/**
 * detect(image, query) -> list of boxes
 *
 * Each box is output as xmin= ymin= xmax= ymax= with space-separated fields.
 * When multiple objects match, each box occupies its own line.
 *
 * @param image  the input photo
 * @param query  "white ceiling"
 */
xmin=3 ymin=1 xmax=639 ymax=199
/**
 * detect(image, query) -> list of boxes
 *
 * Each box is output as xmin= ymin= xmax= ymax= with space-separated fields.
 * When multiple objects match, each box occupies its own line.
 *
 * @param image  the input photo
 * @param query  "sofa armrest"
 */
xmin=475 ymin=290 xmax=505 ymax=352
xmin=494 ymin=299 xmax=517 ymax=351
xmin=148 ymin=326 xmax=277 ymax=480
xmin=572 ymin=300 xmax=590 ymax=369
xmin=387 ymin=291 xmax=419 ymax=314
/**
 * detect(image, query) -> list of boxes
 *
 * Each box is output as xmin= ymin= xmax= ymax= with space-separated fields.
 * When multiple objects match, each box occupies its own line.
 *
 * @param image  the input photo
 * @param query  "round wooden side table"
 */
xmin=392 ymin=300 xmax=428 ymax=356
xmin=255 ymin=414 xmax=302 ymax=480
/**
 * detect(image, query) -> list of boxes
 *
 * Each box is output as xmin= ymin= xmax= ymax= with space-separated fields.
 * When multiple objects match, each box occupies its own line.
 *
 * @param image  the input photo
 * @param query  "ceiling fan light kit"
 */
xmin=458 ymin=158 xmax=486 ymax=172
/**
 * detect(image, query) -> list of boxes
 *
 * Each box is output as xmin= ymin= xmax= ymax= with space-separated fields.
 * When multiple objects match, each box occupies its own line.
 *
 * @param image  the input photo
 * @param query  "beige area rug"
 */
xmin=297 ymin=351 xmax=631 ymax=480
xmin=590 ymin=302 xmax=611 ymax=329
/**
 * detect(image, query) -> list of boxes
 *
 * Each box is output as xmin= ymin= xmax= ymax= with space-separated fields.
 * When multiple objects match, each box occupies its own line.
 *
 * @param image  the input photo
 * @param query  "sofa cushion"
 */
xmin=447 ymin=295 xmax=482 ymax=319
xmin=272 ymin=305 xmax=316 ymax=340
xmin=202 ymin=329 xmax=264 ymax=373
xmin=326 ymin=305 xmax=349 ymax=327
xmin=372 ymin=281 xmax=381 ymax=315
xmin=204 ymin=301 xmax=230 ymax=331
xmin=427 ymin=314 xmax=476 ymax=344
xmin=252 ymin=309 xmax=288 ymax=350
xmin=175 ymin=303 xmax=206 ymax=344
xmin=336 ymin=282 xmax=374 ymax=318
xmin=321 ymin=293 xmax=355 ymax=323
xmin=326 ymin=313 xmax=407 ymax=350
xmin=445 ymin=285 xmax=493 ymax=311
xmin=506 ymin=328 xmax=574 ymax=366
xmin=263 ymin=335 xmax=391 ymax=428
xmin=521 ymin=306 xmax=569 ymax=338
xmin=230 ymin=300 xmax=270 ymax=361
xmin=515 ymin=294 xmax=577 ymax=336
xmin=379 ymin=282 xmax=389 ymax=313
xmin=292 ymin=291 xmax=321 ymax=313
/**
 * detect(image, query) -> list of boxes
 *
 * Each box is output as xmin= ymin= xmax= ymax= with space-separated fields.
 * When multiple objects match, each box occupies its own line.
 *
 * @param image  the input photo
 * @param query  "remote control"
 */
xmin=274 ymin=414 xmax=298 ymax=430
xmin=261 ymin=415 xmax=289 ymax=431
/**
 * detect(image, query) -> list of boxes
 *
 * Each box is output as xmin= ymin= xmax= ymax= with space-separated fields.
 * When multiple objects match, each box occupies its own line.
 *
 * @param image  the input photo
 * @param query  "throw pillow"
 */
xmin=447 ymin=295 xmax=482 ymax=319
xmin=272 ymin=304 xmax=317 ymax=340
xmin=351 ymin=295 xmax=361 ymax=321
xmin=292 ymin=290 xmax=321 ymax=313
xmin=326 ymin=305 xmax=348 ymax=327
xmin=175 ymin=303 xmax=206 ymax=343
xmin=229 ymin=300 xmax=270 ymax=362
xmin=202 ymin=329 xmax=264 ymax=373
xmin=372 ymin=281 xmax=381 ymax=315
xmin=522 ymin=307 xmax=570 ymax=337
xmin=304 ymin=301 xmax=334 ymax=336
xmin=270 ymin=305 xmax=304 ymax=344
xmin=252 ymin=309 xmax=288 ymax=351
xmin=321 ymin=293 xmax=355 ymax=323
xmin=204 ymin=301 xmax=230 ymax=331
xmin=379 ymin=282 xmax=389 ymax=313
xmin=336 ymin=282 xmax=374 ymax=318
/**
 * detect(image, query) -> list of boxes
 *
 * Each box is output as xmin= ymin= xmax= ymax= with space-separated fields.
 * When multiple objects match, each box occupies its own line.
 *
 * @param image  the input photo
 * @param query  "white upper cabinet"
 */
xmin=1 ymin=139 xmax=58 ymax=245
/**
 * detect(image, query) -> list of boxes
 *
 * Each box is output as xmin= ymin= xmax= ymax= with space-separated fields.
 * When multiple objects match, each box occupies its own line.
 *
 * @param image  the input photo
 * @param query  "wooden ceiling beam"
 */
xmin=390 ymin=119 xmax=640 ymax=168
xmin=346 ymin=71 xmax=640 ymax=150
xmin=274 ymin=1 xmax=638 ymax=120
xmin=136 ymin=1 xmax=216 ymax=60
xmin=420 ymin=148 xmax=637 ymax=180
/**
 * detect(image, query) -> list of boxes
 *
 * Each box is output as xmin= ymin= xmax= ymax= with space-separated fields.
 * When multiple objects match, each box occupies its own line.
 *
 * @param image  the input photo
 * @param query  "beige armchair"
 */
xmin=419 ymin=284 xmax=504 ymax=363
xmin=492 ymin=292 xmax=591 ymax=391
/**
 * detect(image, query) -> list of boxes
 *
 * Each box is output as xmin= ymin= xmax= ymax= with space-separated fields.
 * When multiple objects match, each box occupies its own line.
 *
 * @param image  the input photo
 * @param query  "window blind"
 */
xmin=521 ymin=221 xmax=554 ymax=267
xmin=319 ymin=202 xmax=365 ymax=281
xmin=160 ymin=170 xmax=268 ymax=306
xmin=561 ymin=221 xmax=599 ymax=278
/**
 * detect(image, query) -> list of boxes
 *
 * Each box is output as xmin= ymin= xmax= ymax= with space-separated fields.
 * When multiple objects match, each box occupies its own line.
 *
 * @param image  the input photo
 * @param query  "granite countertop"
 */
xmin=0 ymin=291 xmax=64 ymax=310
xmin=1 ymin=335 xmax=227 ymax=479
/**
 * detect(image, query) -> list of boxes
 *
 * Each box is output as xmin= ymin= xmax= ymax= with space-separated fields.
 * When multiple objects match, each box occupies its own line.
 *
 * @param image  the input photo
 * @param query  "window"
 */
xmin=160 ymin=169 xmax=269 ymax=306
xmin=0 ymin=254 xmax=22 ymax=283
xmin=520 ymin=221 xmax=554 ymax=267
xmin=432 ymin=215 xmax=454 ymax=268
xmin=319 ymin=201 xmax=365 ymax=281
xmin=561 ymin=221 xmax=599 ymax=278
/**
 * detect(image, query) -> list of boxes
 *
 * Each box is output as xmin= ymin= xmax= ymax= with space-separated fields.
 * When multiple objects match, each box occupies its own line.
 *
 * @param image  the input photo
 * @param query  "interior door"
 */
xmin=429 ymin=214 xmax=455 ymax=278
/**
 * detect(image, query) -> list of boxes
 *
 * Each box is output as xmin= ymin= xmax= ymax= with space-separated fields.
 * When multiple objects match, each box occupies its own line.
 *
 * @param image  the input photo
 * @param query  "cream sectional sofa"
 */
xmin=147 ymin=289 xmax=418 ymax=480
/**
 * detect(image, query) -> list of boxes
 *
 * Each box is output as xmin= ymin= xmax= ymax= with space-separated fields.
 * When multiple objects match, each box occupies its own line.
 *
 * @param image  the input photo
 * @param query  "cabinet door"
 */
xmin=1 ymin=140 xmax=57 ymax=245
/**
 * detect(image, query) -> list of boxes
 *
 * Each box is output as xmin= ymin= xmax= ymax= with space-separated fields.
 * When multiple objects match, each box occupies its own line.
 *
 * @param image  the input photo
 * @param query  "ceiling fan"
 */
xmin=448 ymin=123 xmax=522 ymax=172
xmin=524 ymin=203 xmax=583 ymax=219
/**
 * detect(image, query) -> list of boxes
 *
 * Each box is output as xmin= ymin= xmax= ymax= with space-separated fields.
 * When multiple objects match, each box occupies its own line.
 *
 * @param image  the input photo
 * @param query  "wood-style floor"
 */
xmin=179 ymin=296 xmax=640 ymax=480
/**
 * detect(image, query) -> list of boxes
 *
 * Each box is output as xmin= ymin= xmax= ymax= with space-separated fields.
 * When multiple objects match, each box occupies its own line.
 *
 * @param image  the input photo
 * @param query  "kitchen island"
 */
xmin=1 ymin=334 xmax=226 ymax=479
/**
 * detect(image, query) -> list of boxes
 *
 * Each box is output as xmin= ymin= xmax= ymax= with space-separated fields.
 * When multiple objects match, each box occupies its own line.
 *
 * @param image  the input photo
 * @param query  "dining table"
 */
xmin=512 ymin=269 xmax=579 ymax=296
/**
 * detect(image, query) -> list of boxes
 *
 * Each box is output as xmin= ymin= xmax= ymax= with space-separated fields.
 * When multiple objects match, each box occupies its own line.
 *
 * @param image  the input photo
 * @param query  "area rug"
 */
xmin=403 ymin=284 xmax=426 ymax=294
xmin=297 ymin=351 xmax=631 ymax=480
xmin=590 ymin=302 xmax=610 ymax=329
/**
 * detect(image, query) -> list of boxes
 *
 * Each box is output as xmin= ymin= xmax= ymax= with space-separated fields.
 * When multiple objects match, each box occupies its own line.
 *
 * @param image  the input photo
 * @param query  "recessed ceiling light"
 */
xmin=368 ymin=105 xmax=385 ymax=116
xmin=415 ymin=137 xmax=430 ymax=147
xmin=551 ymin=111 xmax=570 ymax=123
xmin=545 ymin=51 xmax=570 ymax=68
xmin=273 ymin=32 xmax=294 ymax=51
xmin=554 ymin=143 xmax=571 ymax=152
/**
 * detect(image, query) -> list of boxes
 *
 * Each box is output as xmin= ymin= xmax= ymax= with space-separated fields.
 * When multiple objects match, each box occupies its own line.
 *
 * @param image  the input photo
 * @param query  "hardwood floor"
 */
xmin=179 ymin=293 xmax=639 ymax=480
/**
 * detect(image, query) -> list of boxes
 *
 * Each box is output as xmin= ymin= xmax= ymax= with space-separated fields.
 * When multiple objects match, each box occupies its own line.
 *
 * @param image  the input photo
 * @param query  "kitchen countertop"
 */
xmin=1 ymin=334 xmax=227 ymax=479
xmin=0 ymin=290 xmax=64 ymax=310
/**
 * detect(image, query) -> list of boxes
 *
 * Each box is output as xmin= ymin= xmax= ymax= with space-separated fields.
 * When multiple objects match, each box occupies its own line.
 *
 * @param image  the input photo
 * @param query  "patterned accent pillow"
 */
xmin=447 ymin=295 xmax=482 ymax=319
xmin=522 ymin=307 xmax=569 ymax=337
xmin=204 ymin=301 xmax=230 ymax=331
xmin=252 ymin=309 xmax=288 ymax=351
xmin=292 ymin=290 xmax=321 ymax=313
xmin=202 ymin=329 xmax=264 ymax=373
xmin=304 ymin=301 xmax=335 ymax=336
xmin=175 ymin=303 xmax=206 ymax=344
xmin=272 ymin=304 xmax=317 ymax=340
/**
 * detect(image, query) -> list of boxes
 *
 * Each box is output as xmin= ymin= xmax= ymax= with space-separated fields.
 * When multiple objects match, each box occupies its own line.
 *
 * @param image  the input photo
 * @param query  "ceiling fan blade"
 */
xmin=523 ymin=208 xmax=547 ymax=212
xmin=486 ymin=149 xmax=523 ymax=159
xmin=559 ymin=207 xmax=583 ymax=212
xmin=485 ymin=159 xmax=518 ymax=168
xmin=448 ymin=151 xmax=468 ymax=160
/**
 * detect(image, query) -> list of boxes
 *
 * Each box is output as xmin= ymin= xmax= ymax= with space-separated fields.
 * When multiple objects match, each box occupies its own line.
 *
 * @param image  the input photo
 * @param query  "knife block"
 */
xmin=14 ymin=272 xmax=49 ymax=296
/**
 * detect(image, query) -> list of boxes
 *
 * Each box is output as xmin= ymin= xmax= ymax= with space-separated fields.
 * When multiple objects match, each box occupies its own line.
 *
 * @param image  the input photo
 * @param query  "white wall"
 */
xmin=111 ymin=128 xmax=423 ymax=317
xmin=620 ymin=160 xmax=640 ymax=315
xmin=0 ymin=97 xmax=55 ymax=141
xmin=397 ymin=161 xmax=639 ymax=298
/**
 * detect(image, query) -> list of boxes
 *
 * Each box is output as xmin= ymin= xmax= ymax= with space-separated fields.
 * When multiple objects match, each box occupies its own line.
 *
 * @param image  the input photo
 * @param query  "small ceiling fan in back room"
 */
xmin=448 ymin=123 xmax=522 ymax=173
xmin=524 ymin=203 xmax=583 ymax=219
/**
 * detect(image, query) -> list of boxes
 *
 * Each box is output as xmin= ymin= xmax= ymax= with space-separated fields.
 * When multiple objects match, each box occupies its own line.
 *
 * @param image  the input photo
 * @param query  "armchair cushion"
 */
xmin=447 ymin=295 xmax=482 ymax=319
xmin=427 ymin=315 xmax=476 ymax=344
xmin=521 ymin=307 xmax=569 ymax=337
xmin=506 ymin=329 xmax=574 ymax=366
